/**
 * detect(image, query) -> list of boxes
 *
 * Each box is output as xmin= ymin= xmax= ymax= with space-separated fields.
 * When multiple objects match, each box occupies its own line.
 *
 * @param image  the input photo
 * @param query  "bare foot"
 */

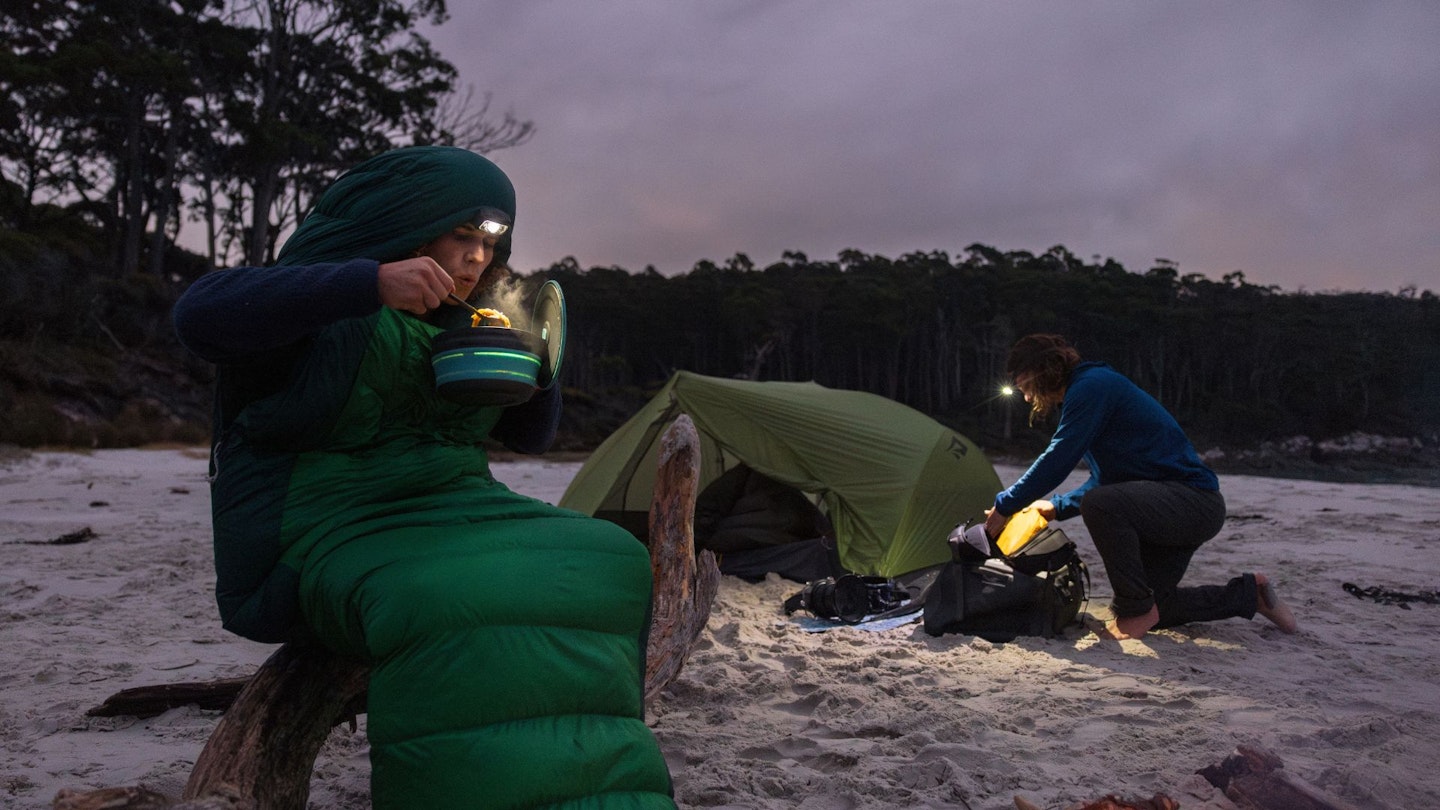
xmin=1255 ymin=573 xmax=1298 ymax=633
xmin=1094 ymin=604 xmax=1159 ymax=640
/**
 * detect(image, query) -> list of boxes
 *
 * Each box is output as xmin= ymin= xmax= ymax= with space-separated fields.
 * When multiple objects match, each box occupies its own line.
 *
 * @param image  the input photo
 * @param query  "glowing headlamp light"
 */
xmin=475 ymin=218 xmax=508 ymax=237
xmin=471 ymin=207 xmax=511 ymax=237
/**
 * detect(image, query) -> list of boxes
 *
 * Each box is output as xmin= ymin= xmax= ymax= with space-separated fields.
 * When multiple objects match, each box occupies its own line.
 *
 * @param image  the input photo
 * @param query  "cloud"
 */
xmin=425 ymin=1 xmax=1440 ymax=292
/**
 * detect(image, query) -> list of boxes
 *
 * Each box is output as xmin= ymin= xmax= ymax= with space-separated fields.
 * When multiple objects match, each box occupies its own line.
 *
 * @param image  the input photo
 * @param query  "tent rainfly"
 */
xmin=559 ymin=372 xmax=1004 ymax=578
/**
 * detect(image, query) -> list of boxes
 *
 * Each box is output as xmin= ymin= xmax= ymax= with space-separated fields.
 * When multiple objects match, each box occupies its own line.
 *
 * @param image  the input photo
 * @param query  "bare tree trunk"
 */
xmin=147 ymin=114 xmax=181 ymax=278
xmin=120 ymin=99 xmax=147 ymax=276
xmin=244 ymin=166 xmax=280 ymax=266
xmin=741 ymin=338 xmax=775 ymax=381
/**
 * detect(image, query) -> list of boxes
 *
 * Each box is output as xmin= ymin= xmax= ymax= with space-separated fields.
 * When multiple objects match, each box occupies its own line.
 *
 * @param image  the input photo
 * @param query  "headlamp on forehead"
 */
xmin=471 ymin=207 xmax=511 ymax=237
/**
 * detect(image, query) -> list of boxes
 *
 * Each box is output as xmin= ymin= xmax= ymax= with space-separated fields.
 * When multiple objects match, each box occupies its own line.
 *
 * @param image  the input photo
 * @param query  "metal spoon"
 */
xmin=447 ymin=293 xmax=511 ymax=327
xmin=447 ymin=292 xmax=486 ymax=319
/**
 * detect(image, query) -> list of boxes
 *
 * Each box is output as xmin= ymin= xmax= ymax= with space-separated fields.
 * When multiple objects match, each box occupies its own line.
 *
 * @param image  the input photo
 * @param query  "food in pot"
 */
xmin=470 ymin=308 xmax=511 ymax=328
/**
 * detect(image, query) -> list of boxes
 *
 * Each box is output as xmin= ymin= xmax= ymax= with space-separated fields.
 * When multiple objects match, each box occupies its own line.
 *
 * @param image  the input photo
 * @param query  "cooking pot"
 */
xmin=430 ymin=325 xmax=546 ymax=406
xmin=430 ymin=280 xmax=566 ymax=406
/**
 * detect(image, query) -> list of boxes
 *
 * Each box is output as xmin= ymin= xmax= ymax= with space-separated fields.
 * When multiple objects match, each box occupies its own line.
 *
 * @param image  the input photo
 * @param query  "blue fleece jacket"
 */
xmin=994 ymin=361 xmax=1217 ymax=520
xmin=173 ymin=259 xmax=561 ymax=455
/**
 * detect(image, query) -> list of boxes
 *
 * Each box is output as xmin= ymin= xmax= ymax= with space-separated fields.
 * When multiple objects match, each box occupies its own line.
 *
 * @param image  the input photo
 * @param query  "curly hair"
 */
xmin=1006 ymin=334 xmax=1081 ymax=423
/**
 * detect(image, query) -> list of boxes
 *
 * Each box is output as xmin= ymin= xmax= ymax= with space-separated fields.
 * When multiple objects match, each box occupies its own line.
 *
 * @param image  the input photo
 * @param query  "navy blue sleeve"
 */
xmin=490 ymin=384 xmax=562 ymax=455
xmin=994 ymin=374 xmax=1108 ymax=516
xmin=173 ymin=260 xmax=381 ymax=362
xmin=1050 ymin=469 xmax=1097 ymax=521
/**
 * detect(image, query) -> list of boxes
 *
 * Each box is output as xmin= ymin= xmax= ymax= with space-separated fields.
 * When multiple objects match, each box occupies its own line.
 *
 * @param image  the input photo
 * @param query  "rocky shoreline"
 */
xmin=1201 ymin=432 xmax=1440 ymax=487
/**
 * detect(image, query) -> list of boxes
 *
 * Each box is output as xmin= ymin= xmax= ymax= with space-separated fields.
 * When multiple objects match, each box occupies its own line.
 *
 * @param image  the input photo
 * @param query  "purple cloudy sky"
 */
xmin=422 ymin=2 xmax=1439 ymax=293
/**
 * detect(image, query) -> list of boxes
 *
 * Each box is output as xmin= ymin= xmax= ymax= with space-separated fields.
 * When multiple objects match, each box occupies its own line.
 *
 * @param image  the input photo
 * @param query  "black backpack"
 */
xmin=922 ymin=523 xmax=1088 ymax=642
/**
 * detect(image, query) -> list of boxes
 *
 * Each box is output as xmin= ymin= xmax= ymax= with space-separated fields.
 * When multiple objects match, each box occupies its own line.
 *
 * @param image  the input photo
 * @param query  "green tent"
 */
xmin=558 ymin=371 xmax=1003 ymax=578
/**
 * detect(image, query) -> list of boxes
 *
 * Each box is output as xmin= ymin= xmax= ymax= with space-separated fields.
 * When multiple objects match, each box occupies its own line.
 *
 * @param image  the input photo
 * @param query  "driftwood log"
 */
xmin=64 ymin=415 xmax=717 ymax=809
xmin=643 ymin=414 xmax=722 ymax=703
xmin=180 ymin=643 xmax=369 ymax=806
xmin=1011 ymin=744 xmax=1359 ymax=810
xmin=88 ymin=678 xmax=251 ymax=719
xmin=53 ymin=784 xmax=250 ymax=810
xmin=1197 ymin=745 xmax=1359 ymax=810
xmin=1014 ymin=793 xmax=1178 ymax=810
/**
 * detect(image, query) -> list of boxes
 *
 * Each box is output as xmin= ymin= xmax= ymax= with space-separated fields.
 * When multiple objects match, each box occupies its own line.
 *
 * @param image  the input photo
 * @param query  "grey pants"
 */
xmin=1080 ymin=481 xmax=1257 ymax=627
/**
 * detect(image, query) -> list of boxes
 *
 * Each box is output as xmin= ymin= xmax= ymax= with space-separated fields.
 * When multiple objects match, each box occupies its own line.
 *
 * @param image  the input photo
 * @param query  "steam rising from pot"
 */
xmin=475 ymin=276 xmax=533 ymax=332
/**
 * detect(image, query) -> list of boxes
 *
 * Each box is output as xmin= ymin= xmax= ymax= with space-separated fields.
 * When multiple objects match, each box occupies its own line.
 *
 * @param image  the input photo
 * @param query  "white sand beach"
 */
xmin=2 ymin=448 xmax=1438 ymax=809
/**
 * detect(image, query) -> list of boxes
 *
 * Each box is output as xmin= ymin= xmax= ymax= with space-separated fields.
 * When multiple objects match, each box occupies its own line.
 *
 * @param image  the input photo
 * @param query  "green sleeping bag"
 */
xmin=205 ymin=147 xmax=675 ymax=808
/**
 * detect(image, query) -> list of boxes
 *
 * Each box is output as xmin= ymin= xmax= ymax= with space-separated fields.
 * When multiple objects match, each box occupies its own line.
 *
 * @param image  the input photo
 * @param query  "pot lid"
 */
xmin=531 ymin=279 xmax=566 ymax=390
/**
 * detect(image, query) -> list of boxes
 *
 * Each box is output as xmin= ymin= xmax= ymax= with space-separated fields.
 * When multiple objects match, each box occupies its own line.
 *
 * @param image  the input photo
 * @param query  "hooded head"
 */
xmin=276 ymin=146 xmax=517 ymax=270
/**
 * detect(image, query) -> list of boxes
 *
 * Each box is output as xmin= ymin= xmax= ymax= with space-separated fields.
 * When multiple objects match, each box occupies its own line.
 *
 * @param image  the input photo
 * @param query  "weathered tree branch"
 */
xmin=87 ymin=678 xmax=251 ymax=719
xmin=644 ymin=414 xmax=721 ymax=703
xmin=180 ymin=642 xmax=368 ymax=808
xmin=1198 ymin=745 xmax=1359 ymax=810
xmin=53 ymin=784 xmax=250 ymax=810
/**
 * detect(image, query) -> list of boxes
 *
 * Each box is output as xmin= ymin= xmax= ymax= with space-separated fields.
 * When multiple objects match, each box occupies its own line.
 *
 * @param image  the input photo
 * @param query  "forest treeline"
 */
xmin=546 ymin=247 xmax=1440 ymax=448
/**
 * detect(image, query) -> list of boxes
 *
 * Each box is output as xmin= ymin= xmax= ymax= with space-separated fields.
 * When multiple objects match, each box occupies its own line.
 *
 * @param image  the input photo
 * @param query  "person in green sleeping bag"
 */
xmin=173 ymin=145 xmax=676 ymax=809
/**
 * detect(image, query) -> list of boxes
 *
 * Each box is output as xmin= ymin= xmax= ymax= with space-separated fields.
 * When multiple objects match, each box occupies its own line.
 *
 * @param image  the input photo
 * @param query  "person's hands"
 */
xmin=1032 ymin=499 xmax=1057 ymax=520
xmin=377 ymin=257 xmax=455 ymax=315
xmin=983 ymin=507 xmax=1008 ymax=539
